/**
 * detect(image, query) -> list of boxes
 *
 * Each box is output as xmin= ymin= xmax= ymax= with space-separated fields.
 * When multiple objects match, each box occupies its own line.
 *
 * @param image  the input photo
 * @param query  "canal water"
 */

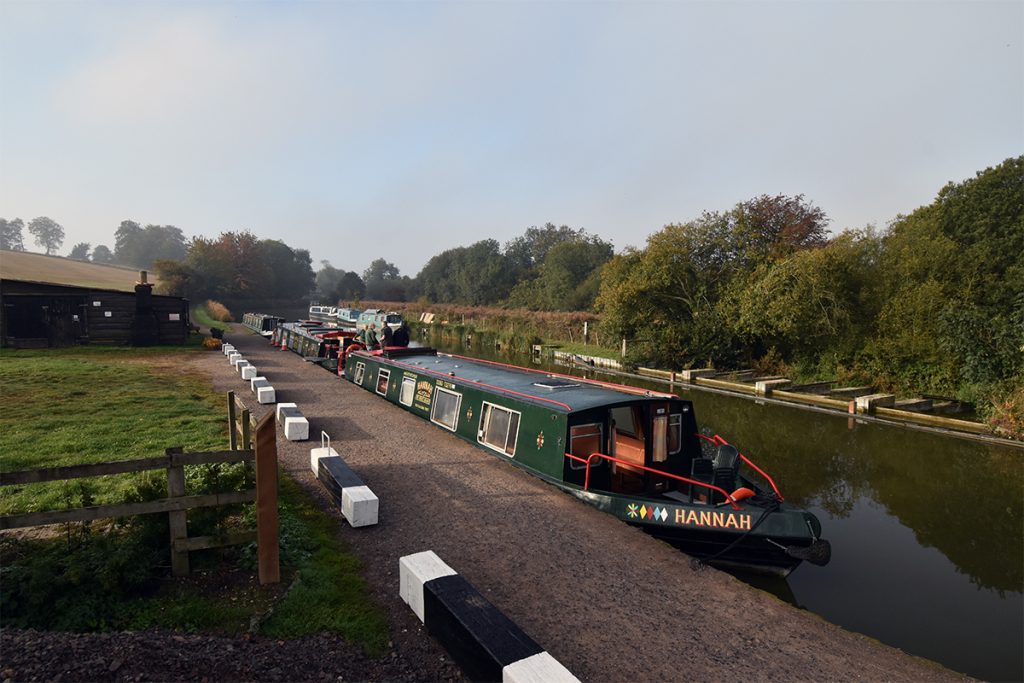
xmin=425 ymin=336 xmax=1023 ymax=681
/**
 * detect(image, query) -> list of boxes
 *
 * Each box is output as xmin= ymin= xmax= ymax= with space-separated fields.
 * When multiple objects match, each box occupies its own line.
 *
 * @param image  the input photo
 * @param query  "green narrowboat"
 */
xmin=343 ymin=347 xmax=830 ymax=576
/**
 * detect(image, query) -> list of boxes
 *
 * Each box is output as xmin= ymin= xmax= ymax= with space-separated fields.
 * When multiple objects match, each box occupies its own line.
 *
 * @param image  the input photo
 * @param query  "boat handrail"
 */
xmin=695 ymin=433 xmax=785 ymax=501
xmin=564 ymin=451 xmax=742 ymax=510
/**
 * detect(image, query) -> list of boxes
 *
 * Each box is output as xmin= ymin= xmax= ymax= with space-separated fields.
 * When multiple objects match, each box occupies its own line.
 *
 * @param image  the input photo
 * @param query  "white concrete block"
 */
xmin=222 ymin=344 xmax=235 ymax=355
xmin=399 ymin=551 xmax=457 ymax=623
xmin=240 ymin=365 xmax=257 ymax=380
xmin=236 ymin=360 xmax=251 ymax=374
xmin=256 ymin=385 xmax=276 ymax=404
xmin=276 ymin=402 xmax=298 ymax=422
xmin=309 ymin=445 xmax=340 ymax=475
xmin=503 ymin=652 xmax=580 ymax=683
xmin=284 ymin=415 xmax=309 ymax=441
xmin=342 ymin=485 xmax=378 ymax=528
xmin=228 ymin=352 xmax=242 ymax=365
xmin=250 ymin=376 xmax=269 ymax=392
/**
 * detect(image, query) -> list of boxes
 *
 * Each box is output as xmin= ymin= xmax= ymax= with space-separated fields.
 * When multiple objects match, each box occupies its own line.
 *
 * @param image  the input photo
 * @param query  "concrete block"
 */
xmin=309 ymin=445 xmax=340 ymax=475
xmin=276 ymin=402 xmax=298 ymax=422
xmin=855 ymin=393 xmax=896 ymax=414
xmin=284 ymin=415 xmax=309 ymax=441
xmin=222 ymin=344 xmax=235 ymax=355
xmin=228 ymin=352 xmax=242 ymax=365
xmin=755 ymin=378 xmax=791 ymax=396
xmin=504 ymin=652 xmax=580 ymax=683
xmin=240 ymin=365 xmax=257 ymax=380
xmin=342 ymin=485 xmax=378 ymax=527
xmin=680 ymin=368 xmax=716 ymax=382
xmin=399 ymin=551 xmax=457 ymax=623
xmin=250 ymin=376 xmax=269 ymax=392
xmin=256 ymin=385 xmax=276 ymax=404
xmin=236 ymin=360 xmax=251 ymax=374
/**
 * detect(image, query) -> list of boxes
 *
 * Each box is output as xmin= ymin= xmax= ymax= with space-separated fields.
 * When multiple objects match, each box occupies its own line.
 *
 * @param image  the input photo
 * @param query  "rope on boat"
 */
xmin=690 ymin=494 xmax=780 ymax=572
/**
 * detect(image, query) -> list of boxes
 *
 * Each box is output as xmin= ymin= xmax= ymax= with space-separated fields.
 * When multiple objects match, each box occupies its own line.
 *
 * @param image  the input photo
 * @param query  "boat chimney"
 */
xmin=138 ymin=270 xmax=148 ymax=285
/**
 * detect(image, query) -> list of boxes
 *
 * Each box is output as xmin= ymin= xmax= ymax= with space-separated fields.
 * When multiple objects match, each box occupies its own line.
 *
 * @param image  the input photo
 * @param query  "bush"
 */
xmin=205 ymin=300 xmax=234 ymax=323
xmin=202 ymin=337 xmax=223 ymax=350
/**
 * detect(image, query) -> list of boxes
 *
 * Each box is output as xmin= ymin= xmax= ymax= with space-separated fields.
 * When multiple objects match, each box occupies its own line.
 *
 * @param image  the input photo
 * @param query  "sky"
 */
xmin=0 ymin=0 xmax=1021 ymax=277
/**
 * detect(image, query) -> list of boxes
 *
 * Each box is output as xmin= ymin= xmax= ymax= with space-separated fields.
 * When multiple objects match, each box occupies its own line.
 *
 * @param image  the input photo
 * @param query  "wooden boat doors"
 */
xmin=564 ymin=399 xmax=699 ymax=495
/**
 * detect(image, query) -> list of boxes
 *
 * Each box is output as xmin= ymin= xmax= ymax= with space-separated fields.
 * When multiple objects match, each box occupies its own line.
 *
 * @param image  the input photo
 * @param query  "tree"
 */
xmin=69 ymin=242 xmax=92 ymax=260
xmin=27 ymin=217 xmax=65 ymax=255
xmin=260 ymin=240 xmax=315 ymax=300
xmin=1 ymin=218 xmax=25 ymax=251
xmin=114 ymin=220 xmax=187 ymax=269
xmin=315 ymin=261 xmax=345 ymax=302
xmin=91 ymin=245 xmax=115 ymax=264
xmin=508 ymin=235 xmax=612 ymax=310
xmin=335 ymin=271 xmax=366 ymax=301
xmin=363 ymin=258 xmax=406 ymax=300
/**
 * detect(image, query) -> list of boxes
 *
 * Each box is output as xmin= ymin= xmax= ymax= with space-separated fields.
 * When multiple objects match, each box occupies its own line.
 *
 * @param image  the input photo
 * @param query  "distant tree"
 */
xmin=508 ymin=234 xmax=613 ymax=310
xmin=335 ymin=271 xmax=366 ymax=302
xmin=0 ymin=218 xmax=25 ymax=251
xmin=504 ymin=223 xmax=585 ymax=276
xmin=260 ymin=239 xmax=315 ymax=300
xmin=114 ymin=220 xmax=187 ymax=268
xmin=27 ymin=217 xmax=65 ymax=255
xmin=315 ymin=261 xmax=345 ymax=302
xmin=91 ymin=244 xmax=115 ymax=264
xmin=153 ymin=259 xmax=194 ymax=297
xmin=363 ymin=258 xmax=406 ymax=300
xmin=69 ymin=242 xmax=92 ymax=260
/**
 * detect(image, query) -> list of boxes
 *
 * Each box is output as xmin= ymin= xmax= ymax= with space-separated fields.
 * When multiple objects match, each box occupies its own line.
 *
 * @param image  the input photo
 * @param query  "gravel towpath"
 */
xmin=2 ymin=331 xmax=969 ymax=682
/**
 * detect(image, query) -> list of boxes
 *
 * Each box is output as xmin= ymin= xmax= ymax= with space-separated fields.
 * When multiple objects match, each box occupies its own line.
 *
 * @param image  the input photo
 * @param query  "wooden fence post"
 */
xmin=241 ymin=408 xmax=252 ymax=450
xmin=166 ymin=447 xmax=189 ymax=577
xmin=227 ymin=391 xmax=237 ymax=450
xmin=254 ymin=412 xmax=280 ymax=584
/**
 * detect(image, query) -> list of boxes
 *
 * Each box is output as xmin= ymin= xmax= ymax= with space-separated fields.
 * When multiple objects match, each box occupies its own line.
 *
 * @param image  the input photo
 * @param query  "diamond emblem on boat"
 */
xmin=640 ymin=505 xmax=648 ymax=519
xmin=658 ymin=507 xmax=668 ymax=522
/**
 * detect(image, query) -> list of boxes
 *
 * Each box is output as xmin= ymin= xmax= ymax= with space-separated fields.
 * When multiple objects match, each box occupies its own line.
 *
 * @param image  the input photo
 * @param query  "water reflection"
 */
xmin=427 ymin=336 xmax=1023 ymax=680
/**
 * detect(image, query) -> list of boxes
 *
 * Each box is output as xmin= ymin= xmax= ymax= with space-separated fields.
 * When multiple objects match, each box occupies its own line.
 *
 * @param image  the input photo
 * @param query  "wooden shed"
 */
xmin=0 ymin=252 xmax=191 ymax=348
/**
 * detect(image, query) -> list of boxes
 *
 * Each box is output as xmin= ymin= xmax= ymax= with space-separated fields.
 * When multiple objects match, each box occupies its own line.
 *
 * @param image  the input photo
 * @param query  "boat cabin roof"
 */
xmin=359 ymin=349 xmax=677 ymax=414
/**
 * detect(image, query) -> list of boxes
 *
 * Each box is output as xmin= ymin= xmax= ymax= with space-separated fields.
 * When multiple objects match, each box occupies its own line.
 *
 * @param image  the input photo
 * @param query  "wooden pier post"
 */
xmin=166 ymin=447 xmax=189 ymax=577
xmin=254 ymin=412 xmax=280 ymax=585
xmin=227 ymin=391 xmax=237 ymax=450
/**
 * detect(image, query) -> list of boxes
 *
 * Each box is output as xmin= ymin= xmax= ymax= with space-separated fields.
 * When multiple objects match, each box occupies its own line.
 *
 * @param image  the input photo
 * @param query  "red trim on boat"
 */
xmin=695 ymin=433 xmax=785 ymax=501
xmin=564 ymin=451 xmax=742 ymax=510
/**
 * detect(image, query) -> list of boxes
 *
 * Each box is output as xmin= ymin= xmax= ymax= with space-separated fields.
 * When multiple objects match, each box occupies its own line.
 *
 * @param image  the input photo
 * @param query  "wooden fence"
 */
xmin=0 ymin=397 xmax=280 ymax=584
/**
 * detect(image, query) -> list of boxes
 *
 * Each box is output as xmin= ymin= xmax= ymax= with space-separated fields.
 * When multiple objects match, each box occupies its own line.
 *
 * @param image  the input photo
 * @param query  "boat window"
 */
xmin=569 ymin=423 xmax=603 ymax=470
xmin=610 ymin=406 xmax=640 ymax=438
xmin=354 ymin=362 xmax=365 ymax=385
xmin=386 ymin=314 xmax=402 ymax=324
xmin=669 ymin=414 xmax=682 ymax=454
xmin=478 ymin=402 xmax=521 ymax=456
xmin=652 ymin=415 xmax=668 ymax=463
xmin=376 ymin=368 xmax=390 ymax=396
xmin=431 ymin=386 xmax=462 ymax=432
xmin=400 ymin=376 xmax=416 ymax=406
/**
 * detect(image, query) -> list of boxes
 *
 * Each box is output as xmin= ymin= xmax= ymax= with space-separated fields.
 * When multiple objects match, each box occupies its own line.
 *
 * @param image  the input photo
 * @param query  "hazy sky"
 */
xmin=1 ymin=1 xmax=1020 ymax=276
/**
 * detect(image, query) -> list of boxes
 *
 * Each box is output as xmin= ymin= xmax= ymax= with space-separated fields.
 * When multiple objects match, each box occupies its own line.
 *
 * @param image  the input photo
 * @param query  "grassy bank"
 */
xmin=0 ymin=346 xmax=388 ymax=650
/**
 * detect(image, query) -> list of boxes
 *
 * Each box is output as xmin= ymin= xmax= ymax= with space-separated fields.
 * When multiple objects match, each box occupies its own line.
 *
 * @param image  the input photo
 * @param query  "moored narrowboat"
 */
xmin=242 ymin=312 xmax=283 ymax=337
xmin=343 ymin=347 xmax=830 ymax=576
xmin=357 ymin=308 xmax=403 ymax=331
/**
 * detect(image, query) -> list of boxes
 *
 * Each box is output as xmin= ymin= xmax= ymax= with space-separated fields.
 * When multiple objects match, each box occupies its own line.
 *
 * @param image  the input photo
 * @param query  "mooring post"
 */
xmin=166 ymin=447 xmax=189 ymax=577
xmin=227 ymin=391 xmax=237 ymax=450
xmin=254 ymin=412 xmax=280 ymax=585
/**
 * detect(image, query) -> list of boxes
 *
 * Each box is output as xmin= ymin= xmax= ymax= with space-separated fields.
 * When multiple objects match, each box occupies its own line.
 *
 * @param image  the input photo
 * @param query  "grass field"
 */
xmin=0 ymin=346 xmax=389 ymax=649
xmin=0 ymin=249 xmax=159 ymax=291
